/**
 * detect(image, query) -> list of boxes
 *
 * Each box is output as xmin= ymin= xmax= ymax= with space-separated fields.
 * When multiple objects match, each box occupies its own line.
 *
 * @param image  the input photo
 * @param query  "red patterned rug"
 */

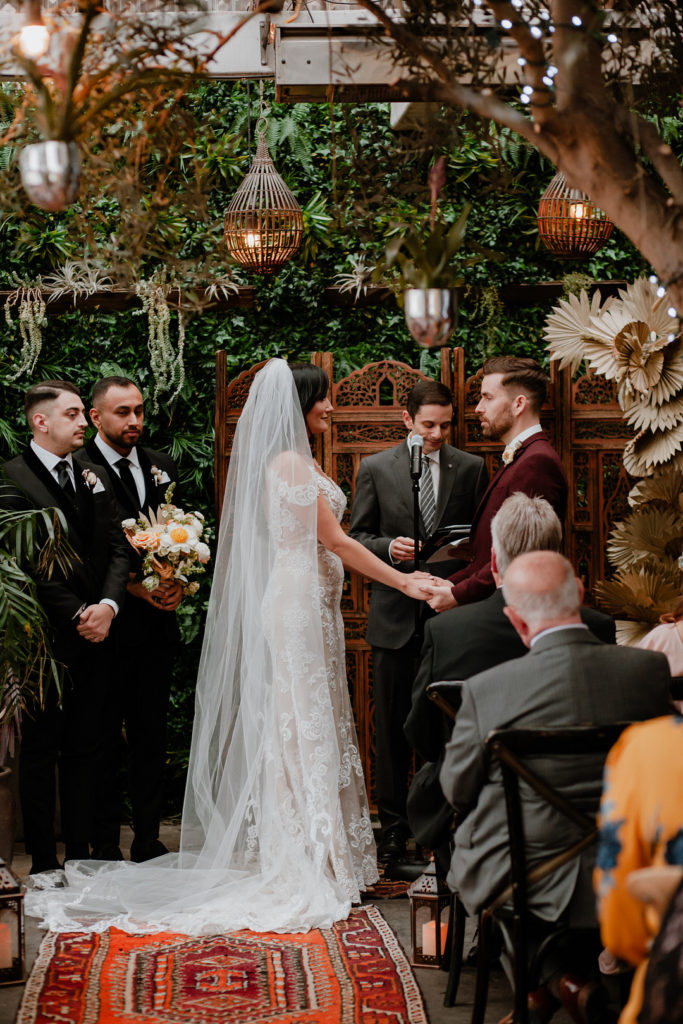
xmin=17 ymin=906 xmax=428 ymax=1024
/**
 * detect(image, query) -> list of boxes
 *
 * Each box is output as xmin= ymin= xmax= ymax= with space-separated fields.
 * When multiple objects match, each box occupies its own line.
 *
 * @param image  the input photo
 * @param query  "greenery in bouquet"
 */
xmin=122 ymin=484 xmax=210 ymax=597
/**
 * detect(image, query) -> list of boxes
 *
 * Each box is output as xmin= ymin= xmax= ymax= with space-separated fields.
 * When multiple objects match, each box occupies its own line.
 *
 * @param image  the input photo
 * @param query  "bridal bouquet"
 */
xmin=122 ymin=485 xmax=210 ymax=596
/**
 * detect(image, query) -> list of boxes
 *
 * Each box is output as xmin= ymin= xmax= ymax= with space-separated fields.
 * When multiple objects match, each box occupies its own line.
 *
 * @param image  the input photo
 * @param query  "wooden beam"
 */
xmin=0 ymin=286 xmax=256 ymax=315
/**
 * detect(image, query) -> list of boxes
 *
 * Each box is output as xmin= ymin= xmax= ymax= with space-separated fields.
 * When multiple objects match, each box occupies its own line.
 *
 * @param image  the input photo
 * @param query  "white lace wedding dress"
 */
xmin=26 ymin=358 xmax=377 ymax=935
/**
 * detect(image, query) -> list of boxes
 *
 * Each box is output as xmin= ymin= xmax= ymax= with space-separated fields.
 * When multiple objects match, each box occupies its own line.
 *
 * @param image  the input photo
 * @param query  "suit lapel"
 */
xmin=469 ymin=431 xmax=549 ymax=530
xmin=20 ymin=446 xmax=83 ymax=536
xmin=84 ymin=439 xmax=139 ymax=518
xmin=137 ymin=447 xmax=157 ymax=512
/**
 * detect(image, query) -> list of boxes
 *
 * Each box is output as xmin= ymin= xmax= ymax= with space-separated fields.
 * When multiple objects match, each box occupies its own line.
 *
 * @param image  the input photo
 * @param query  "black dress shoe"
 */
xmin=64 ymin=843 xmax=91 ymax=861
xmin=91 ymin=844 xmax=124 ymax=861
xmin=29 ymin=858 xmax=62 ymax=874
xmin=130 ymin=838 xmax=169 ymax=863
xmin=377 ymin=829 xmax=408 ymax=862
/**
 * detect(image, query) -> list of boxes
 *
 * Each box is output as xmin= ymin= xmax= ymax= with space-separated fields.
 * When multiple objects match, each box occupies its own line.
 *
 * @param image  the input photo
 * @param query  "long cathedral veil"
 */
xmin=26 ymin=358 xmax=356 ymax=934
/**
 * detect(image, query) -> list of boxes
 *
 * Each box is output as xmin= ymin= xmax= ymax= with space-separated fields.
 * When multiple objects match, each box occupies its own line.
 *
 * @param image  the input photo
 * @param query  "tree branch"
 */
xmin=615 ymin=107 xmax=683 ymax=204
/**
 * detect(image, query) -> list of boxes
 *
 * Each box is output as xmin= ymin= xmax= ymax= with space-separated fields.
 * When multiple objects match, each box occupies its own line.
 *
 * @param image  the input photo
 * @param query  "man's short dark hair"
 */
xmin=406 ymin=379 xmax=453 ymax=420
xmin=91 ymin=376 xmax=139 ymax=407
xmin=482 ymin=356 xmax=548 ymax=413
xmin=25 ymin=380 xmax=81 ymax=422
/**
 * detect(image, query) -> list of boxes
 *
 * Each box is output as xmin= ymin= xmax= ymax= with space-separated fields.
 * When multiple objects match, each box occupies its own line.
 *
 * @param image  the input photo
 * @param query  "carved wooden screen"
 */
xmin=214 ymin=348 xmax=627 ymax=805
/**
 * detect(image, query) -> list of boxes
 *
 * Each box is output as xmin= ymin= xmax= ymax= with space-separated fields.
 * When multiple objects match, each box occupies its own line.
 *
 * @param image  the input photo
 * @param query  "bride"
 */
xmin=27 ymin=358 xmax=427 ymax=935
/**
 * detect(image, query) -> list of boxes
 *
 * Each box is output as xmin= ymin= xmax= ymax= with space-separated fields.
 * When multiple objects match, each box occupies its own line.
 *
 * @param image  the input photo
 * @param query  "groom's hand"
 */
xmin=77 ymin=603 xmax=115 ymax=642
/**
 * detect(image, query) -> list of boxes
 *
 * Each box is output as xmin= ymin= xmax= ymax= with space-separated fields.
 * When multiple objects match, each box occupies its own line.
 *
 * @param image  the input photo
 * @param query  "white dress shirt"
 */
xmin=94 ymin=434 xmax=146 ymax=507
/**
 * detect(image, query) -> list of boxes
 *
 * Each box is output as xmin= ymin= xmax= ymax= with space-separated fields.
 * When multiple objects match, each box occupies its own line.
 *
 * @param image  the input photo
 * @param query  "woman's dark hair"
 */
xmin=290 ymin=363 xmax=329 ymax=416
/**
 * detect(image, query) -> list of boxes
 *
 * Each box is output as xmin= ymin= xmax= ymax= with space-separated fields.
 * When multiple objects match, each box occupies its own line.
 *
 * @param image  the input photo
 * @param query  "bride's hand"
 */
xmin=402 ymin=572 xmax=433 ymax=600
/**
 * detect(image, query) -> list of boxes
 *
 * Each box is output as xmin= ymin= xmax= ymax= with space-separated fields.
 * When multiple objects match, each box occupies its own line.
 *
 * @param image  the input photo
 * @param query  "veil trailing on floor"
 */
xmin=26 ymin=358 xmax=357 ymax=934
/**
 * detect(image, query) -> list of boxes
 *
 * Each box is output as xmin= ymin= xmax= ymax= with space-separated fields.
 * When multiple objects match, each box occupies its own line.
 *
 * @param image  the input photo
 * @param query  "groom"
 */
xmin=349 ymin=379 xmax=487 ymax=864
xmin=79 ymin=376 xmax=182 ymax=862
xmin=1 ymin=380 xmax=129 ymax=873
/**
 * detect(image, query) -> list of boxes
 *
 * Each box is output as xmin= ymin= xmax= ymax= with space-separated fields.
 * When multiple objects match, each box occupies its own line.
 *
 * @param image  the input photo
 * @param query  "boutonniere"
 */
xmin=501 ymin=439 xmax=523 ymax=466
xmin=82 ymin=469 xmax=99 ymax=489
xmin=151 ymin=466 xmax=164 ymax=485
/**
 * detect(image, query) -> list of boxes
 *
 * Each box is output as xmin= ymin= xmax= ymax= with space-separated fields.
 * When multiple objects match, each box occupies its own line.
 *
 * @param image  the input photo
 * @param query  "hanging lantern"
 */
xmin=537 ymin=172 xmax=613 ymax=259
xmin=224 ymin=118 xmax=303 ymax=275
xmin=19 ymin=140 xmax=81 ymax=211
xmin=408 ymin=862 xmax=451 ymax=968
xmin=0 ymin=858 xmax=24 ymax=986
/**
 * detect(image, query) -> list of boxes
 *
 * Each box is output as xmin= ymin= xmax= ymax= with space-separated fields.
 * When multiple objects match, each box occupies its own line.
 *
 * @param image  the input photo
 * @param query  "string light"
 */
xmin=543 ymin=75 xmax=553 ymax=86
xmin=667 ymin=306 xmax=677 ymax=318
xmin=530 ymin=25 xmax=543 ymax=38
xmin=501 ymin=18 xmax=513 ymax=29
xmin=657 ymin=286 xmax=666 ymax=297
xmin=607 ymin=33 xmax=617 ymax=43
xmin=572 ymin=15 xmax=583 ymax=26
xmin=517 ymin=56 xmax=527 ymax=66
xmin=547 ymin=65 xmax=558 ymax=76
xmin=520 ymin=93 xmax=530 ymax=104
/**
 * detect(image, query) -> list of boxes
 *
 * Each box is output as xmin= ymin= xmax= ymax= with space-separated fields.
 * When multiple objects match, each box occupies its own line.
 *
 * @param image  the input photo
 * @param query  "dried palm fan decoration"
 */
xmin=544 ymin=277 xmax=683 ymax=643
xmin=537 ymin=173 xmax=614 ymax=259
xmin=224 ymin=116 xmax=303 ymax=276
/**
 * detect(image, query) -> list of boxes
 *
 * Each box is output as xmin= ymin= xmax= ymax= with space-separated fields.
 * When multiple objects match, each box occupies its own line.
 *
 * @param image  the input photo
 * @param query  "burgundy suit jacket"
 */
xmin=448 ymin=431 xmax=568 ymax=605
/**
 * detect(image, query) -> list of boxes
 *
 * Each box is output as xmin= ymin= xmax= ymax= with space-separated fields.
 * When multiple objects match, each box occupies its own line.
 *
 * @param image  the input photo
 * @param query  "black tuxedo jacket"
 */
xmin=77 ymin=441 xmax=179 ymax=522
xmin=77 ymin=440 xmax=181 ymax=645
xmin=349 ymin=441 xmax=488 ymax=648
xmin=1 ymin=447 xmax=130 ymax=636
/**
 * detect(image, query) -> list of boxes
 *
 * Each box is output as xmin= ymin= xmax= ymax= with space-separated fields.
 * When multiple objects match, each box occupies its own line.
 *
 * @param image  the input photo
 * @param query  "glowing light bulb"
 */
xmin=569 ymin=202 xmax=585 ymax=219
xmin=501 ymin=18 xmax=513 ymax=29
xmin=520 ymin=94 xmax=530 ymax=104
xmin=657 ymin=286 xmax=666 ymax=297
xmin=547 ymin=65 xmax=558 ymax=77
xmin=607 ymin=33 xmax=617 ymax=43
xmin=572 ymin=15 xmax=582 ymax=26
xmin=517 ymin=57 xmax=527 ymax=66
xmin=530 ymin=25 xmax=542 ymax=38
xmin=649 ymin=275 xmax=658 ymax=284
xmin=244 ymin=230 xmax=261 ymax=249
xmin=17 ymin=22 xmax=50 ymax=60
xmin=667 ymin=306 xmax=678 ymax=318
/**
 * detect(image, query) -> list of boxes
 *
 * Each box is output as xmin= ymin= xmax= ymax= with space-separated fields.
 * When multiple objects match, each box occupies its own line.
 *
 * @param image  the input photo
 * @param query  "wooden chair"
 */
xmin=464 ymin=723 xmax=631 ymax=1024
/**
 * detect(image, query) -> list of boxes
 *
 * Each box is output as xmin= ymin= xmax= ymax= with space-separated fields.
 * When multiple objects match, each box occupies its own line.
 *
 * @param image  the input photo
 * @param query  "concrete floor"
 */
xmin=0 ymin=826 xmax=578 ymax=1024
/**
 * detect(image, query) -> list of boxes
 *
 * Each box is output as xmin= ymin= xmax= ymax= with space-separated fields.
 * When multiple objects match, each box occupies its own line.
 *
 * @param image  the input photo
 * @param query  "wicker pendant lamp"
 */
xmin=224 ymin=117 xmax=303 ymax=275
xmin=537 ymin=172 xmax=613 ymax=259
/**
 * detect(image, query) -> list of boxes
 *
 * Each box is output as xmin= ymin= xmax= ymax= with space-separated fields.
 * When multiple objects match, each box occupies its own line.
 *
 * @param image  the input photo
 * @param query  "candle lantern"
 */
xmin=408 ymin=862 xmax=451 ymax=968
xmin=0 ymin=858 xmax=24 ymax=986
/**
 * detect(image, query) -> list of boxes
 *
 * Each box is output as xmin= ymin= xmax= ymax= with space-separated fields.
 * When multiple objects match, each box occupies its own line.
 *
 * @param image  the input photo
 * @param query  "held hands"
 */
xmin=419 ymin=578 xmax=458 ymax=613
xmin=402 ymin=570 xmax=432 ymax=601
xmin=77 ymin=603 xmax=115 ymax=643
xmin=127 ymin=579 xmax=184 ymax=611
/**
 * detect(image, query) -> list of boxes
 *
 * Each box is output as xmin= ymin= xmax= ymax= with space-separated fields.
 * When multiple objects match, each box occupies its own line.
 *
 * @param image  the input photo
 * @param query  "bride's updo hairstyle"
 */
xmin=290 ymin=362 xmax=329 ymax=416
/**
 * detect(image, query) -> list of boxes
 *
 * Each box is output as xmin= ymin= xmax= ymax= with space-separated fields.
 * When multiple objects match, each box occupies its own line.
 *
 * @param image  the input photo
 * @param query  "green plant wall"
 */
xmin=0 ymin=81 xmax=652 ymax=813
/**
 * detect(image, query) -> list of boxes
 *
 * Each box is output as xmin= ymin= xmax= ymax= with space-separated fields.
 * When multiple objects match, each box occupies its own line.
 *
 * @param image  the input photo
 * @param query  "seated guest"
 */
xmin=440 ymin=552 xmax=672 ymax=1020
xmin=596 ymin=716 xmax=683 ymax=1024
xmin=637 ymin=600 xmax=683 ymax=710
xmin=404 ymin=493 xmax=614 ymax=867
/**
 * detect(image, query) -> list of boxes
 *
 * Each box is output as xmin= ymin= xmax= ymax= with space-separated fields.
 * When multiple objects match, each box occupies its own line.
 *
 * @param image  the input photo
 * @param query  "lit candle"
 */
xmin=421 ymin=919 xmax=448 ymax=957
xmin=0 ymin=922 xmax=12 ymax=969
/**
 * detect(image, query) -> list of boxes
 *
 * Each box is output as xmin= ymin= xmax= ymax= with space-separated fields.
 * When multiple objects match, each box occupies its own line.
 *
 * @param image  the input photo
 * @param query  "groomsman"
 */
xmin=1 ymin=380 xmax=129 ymax=873
xmin=349 ymin=380 xmax=487 ymax=864
xmin=79 ymin=376 xmax=181 ymax=862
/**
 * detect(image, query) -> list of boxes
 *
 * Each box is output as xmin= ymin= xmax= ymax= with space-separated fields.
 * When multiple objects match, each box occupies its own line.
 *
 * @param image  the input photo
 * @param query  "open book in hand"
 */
xmin=421 ymin=524 xmax=472 ymax=564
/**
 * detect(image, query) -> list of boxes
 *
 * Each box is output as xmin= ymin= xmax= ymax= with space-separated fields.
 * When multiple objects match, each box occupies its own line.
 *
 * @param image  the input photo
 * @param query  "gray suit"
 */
xmin=440 ymin=627 xmax=672 ymax=923
xmin=349 ymin=441 xmax=487 ymax=648
xmin=349 ymin=439 xmax=487 ymax=836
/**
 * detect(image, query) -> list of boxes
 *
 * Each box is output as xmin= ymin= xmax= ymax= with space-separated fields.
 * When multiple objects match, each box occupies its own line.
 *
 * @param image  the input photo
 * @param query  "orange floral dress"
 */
xmin=595 ymin=715 xmax=683 ymax=1024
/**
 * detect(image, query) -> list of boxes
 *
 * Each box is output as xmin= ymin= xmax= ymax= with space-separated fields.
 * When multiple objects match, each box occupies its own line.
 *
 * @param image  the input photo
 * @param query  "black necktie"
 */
xmin=116 ymin=457 xmax=140 ymax=508
xmin=55 ymin=459 xmax=76 ymax=498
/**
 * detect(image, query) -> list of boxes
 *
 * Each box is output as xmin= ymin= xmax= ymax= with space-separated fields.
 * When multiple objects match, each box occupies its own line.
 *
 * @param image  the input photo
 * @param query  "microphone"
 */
xmin=408 ymin=433 xmax=424 ymax=479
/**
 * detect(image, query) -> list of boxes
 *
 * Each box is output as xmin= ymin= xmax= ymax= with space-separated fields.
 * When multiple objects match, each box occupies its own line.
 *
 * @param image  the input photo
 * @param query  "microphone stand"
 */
xmin=409 ymin=439 xmax=423 ymax=639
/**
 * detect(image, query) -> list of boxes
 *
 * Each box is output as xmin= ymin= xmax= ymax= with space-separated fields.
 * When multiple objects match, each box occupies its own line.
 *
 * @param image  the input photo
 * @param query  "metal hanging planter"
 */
xmin=19 ymin=140 xmax=81 ymax=211
xmin=537 ymin=172 xmax=613 ymax=259
xmin=224 ymin=119 xmax=303 ymax=276
xmin=403 ymin=288 xmax=458 ymax=349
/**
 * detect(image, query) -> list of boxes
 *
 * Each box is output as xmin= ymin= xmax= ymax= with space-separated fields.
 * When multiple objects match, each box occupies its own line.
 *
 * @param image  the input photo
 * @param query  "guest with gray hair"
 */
xmin=439 ymin=548 xmax=672 ymax=1012
xmin=404 ymin=495 xmax=614 ymax=868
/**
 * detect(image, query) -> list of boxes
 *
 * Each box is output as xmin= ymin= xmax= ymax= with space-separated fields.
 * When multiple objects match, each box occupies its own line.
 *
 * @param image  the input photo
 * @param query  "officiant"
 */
xmin=349 ymin=380 xmax=487 ymax=865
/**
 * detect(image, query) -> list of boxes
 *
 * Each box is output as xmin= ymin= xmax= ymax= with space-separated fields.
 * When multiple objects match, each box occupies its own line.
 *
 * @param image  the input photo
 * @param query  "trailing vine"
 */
xmin=4 ymin=285 xmax=47 ymax=380
xmin=135 ymin=275 xmax=186 ymax=413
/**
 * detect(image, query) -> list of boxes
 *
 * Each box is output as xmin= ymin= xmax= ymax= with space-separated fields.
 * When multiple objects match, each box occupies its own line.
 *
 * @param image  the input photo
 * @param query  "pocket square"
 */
xmin=92 ymin=479 xmax=106 ymax=493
